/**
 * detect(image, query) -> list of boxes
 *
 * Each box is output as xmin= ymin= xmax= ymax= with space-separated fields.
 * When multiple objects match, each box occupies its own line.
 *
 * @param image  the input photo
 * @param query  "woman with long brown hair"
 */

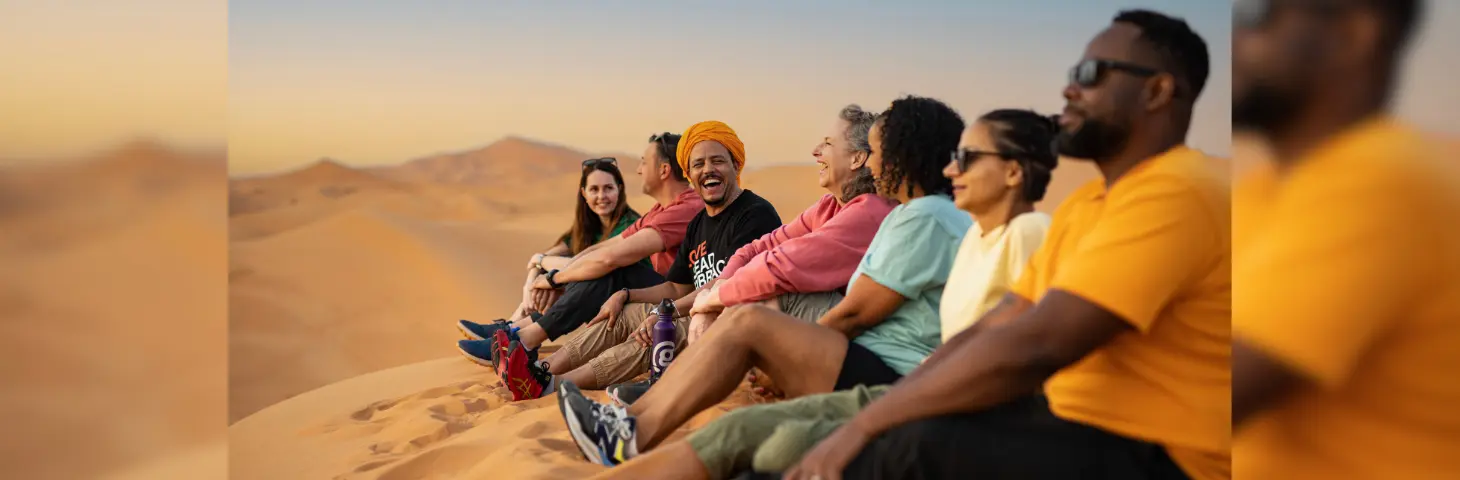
xmin=515 ymin=158 xmax=643 ymax=320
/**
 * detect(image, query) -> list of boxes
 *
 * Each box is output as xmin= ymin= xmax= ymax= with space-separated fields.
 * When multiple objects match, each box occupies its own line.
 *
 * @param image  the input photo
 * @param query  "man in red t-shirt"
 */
xmin=455 ymin=132 xmax=703 ymax=378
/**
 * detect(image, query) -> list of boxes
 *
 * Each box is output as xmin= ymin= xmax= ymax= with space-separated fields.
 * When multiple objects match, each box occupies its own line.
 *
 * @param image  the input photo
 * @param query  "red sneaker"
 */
xmin=501 ymin=342 xmax=553 ymax=401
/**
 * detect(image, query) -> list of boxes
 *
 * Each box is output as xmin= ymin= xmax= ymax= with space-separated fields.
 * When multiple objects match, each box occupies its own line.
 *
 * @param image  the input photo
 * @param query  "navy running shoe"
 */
xmin=457 ymin=318 xmax=510 ymax=341
xmin=556 ymin=381 xmax=640 ymax=466
xmin=457 ymin=339 xmax=496 ymax=369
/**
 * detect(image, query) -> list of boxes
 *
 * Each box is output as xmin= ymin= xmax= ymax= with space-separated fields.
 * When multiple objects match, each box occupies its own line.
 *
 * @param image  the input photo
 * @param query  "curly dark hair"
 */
xmin=873 ymin=96 xmax=965 ymax=199
xmin=977 ymin=109 xmax=1061 ymax=202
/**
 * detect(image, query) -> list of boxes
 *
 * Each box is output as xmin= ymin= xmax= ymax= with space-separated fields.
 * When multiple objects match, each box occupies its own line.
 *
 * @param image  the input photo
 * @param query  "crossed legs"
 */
xmin=624 ymin=303 xmax=851 ymax=452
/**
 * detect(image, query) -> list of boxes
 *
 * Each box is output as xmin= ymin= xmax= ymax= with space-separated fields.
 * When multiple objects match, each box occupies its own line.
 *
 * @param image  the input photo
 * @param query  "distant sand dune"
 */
xmin=0 ymin=143 xmax=226 ymax=479
xmin=229 ymin=208 xmax=554 ymax=422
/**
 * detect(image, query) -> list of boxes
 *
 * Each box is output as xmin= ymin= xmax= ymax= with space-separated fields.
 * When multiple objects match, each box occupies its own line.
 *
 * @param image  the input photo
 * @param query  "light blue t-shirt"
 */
xmin=848 ymin=194 xmax=971 ymax=375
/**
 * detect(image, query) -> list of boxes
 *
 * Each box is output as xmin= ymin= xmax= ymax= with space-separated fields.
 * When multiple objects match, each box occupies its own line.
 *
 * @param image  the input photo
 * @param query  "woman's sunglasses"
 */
xmin=948 ymin=149 xmax=1011 ymax=174
xmin=582 ymin=157 xmax=618 ymax=169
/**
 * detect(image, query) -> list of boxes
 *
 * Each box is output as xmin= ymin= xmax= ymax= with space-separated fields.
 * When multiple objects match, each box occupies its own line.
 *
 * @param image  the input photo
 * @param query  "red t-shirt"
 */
xmin=619 ymin=189 xmax=705 ymax=277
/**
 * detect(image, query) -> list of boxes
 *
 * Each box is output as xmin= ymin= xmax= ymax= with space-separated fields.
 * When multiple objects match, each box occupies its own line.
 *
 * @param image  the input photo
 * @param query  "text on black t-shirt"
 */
xmin=666 ymin=190 xmax=783 ymax=288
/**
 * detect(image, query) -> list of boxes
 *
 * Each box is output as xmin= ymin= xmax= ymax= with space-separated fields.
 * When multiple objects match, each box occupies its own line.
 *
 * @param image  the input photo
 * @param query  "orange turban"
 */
xmin=676 ymin=120 xmax=746 ymax=182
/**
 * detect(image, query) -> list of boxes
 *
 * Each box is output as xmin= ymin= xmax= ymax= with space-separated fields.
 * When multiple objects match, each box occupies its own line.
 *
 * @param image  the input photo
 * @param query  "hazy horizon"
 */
xmin=4 ymin=1 xmax=1457 ymax=171
xmin=225 ymin=0 xmax=1241 ymax=175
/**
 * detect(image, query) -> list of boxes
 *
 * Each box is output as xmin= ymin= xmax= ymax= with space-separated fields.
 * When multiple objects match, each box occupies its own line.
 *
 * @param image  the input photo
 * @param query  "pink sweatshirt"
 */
xmin=717 ymin=193 xmax=897 ymax=305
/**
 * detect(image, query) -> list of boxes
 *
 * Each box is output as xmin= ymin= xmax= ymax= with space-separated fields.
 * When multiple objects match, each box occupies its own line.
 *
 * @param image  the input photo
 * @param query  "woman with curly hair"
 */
xmin=552 ymin=95 xmax=973 ymax=468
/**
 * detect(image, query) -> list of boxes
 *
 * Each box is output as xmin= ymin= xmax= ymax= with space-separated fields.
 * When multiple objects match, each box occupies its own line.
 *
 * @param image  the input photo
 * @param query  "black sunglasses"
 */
xmin=1068 ymin=58 xmax=1161 ymax=89
xmin=649 ymin=132 xmax=675 ymax=145
xmin=582 ymin=157 xmax=618 ymax=169
xmin=948 ymin=149 xmax=1013 ymax=174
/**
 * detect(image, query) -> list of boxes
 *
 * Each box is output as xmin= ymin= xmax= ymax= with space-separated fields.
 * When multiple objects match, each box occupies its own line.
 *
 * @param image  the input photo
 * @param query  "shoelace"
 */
xmin=589 ymin=402 xmax=634 ymax=439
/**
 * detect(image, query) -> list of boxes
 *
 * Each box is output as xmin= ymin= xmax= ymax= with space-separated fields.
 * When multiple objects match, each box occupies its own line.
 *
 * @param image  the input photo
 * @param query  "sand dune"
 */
xmin=229 ymin=206 xmax=559 ymax=421
xmin=0 ymin=142 xmax=227 ymax=479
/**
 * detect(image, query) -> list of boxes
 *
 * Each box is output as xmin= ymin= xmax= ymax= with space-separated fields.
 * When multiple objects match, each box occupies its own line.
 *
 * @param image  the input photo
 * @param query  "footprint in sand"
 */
xmin=515 ymin=421 xmax=551 ymax=439
xmin=349 ymin=397 xmax=402 ymax=422
xmin=426 ymin=397 xmax=492 ymax=417
xmin=372 ymin=444 xmax=493 ymax=480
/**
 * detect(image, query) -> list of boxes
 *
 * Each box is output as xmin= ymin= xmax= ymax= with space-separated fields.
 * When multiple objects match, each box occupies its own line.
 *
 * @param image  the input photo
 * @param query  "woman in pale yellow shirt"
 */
xmin=938 ymin=109 xmax=1056 ymax=344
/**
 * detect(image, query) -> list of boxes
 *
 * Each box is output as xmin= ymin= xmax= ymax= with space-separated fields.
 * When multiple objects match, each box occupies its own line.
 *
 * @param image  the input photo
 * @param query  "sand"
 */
xmin=220 ymin=137 xmax=1222 ymax=479
xmin=0 ymin=141 xmax=228 ymax=479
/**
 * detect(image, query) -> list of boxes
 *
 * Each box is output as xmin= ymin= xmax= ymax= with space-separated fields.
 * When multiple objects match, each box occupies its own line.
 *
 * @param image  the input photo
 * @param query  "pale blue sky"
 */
xmin=228 ymin=0 xmax=1239 ymax=173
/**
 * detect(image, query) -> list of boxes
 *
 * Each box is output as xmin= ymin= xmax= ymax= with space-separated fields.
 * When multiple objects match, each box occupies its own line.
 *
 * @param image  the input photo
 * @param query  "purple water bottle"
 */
xmin=650 ymin=298 xmax=677 ymax=383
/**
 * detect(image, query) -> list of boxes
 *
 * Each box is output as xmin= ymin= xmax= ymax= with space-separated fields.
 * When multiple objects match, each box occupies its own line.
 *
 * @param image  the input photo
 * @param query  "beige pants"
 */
xmin=558 ymin=292 xmax=844 ymax=388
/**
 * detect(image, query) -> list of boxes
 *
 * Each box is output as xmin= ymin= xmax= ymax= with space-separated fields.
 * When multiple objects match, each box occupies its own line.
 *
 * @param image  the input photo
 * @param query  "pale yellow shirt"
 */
xmin=938 ymin=211 xmax=1050 ymax=343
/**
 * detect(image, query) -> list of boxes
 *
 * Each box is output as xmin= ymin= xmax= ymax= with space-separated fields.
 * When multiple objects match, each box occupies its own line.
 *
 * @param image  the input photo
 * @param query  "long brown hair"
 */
xmin=564 ymin=160 xmax=636 ymax=254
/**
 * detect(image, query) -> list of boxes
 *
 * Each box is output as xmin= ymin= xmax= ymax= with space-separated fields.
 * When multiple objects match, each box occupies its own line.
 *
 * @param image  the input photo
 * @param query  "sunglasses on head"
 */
xmin=582 ymin=157 xmax=618 ymax=169
xmin=1068 ymin=58 xmax=1161 ymax=89
xmin=649 ymin=132 xmax=675 ymax=145
xmin=949 ymin=149 xmax=1012 ymax=174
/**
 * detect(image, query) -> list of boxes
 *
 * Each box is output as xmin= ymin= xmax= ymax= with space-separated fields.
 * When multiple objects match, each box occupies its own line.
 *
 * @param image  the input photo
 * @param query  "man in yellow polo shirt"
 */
xmin=1231 ymin=0 xmax=1460 ymax=478
xmin=781 ymin=9 xmax=1230 ymax=480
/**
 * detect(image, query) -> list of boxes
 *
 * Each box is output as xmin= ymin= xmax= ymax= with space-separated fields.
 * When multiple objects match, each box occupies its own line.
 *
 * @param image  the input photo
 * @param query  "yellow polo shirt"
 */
xmin=1233 ymin=118 xmax=1460 ymax=479
xmin=1012 ymin=146 xmax=1231 ymax=480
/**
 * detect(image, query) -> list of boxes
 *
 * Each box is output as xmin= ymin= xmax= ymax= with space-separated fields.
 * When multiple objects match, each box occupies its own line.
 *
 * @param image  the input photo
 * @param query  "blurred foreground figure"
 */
xmin=1231 ymin=0 xmax=1460 ymax=478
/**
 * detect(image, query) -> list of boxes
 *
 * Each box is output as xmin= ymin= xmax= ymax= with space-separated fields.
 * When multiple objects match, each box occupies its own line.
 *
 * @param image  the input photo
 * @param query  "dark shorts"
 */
xmin=738 ymin=395 xmax=1192 ymax=480
xmin=833 ymin=342 xmax=902 ymax=391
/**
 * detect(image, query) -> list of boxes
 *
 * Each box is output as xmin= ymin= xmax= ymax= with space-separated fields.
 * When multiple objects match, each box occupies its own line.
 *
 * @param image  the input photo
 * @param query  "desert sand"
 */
xmin=0 ymin=141 xmax=228 ymax=479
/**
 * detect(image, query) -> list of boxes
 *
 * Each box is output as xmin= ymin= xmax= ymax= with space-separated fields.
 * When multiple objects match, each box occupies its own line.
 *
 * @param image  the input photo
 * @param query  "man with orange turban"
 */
xmin=676 ymin=120 xmax=746 ymax=186
xmin=496 ymin=120 xmax=783 ymax=400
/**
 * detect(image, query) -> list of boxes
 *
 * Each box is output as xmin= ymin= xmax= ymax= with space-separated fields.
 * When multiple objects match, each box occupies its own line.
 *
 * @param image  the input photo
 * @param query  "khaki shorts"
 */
xmin=687 ymin=384 xmax=891 ymax=479
xmin=558 ymin=291 xmax=844 ymax=388
xmin=558 ymin=302 xmax=687 ymax=387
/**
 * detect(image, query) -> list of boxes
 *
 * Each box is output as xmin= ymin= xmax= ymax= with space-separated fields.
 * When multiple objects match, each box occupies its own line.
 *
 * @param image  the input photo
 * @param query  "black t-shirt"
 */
xmin=666 ymin=190 xmax=783 ymax=288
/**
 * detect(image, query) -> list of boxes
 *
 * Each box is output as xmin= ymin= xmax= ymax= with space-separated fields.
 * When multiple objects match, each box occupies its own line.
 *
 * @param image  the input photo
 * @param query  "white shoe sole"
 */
xmin=557 ymin=385 xmax=608 ymax=465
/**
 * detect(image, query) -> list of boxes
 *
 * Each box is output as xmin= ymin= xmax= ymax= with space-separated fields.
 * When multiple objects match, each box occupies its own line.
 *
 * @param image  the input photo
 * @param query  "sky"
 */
xmin=225 ymin=0 xmax=1240 ymax=174
xmin=1 ymin=1 xmax=1455 ymax=170
xmin=0 ymin=0 xmax=228 ymax=161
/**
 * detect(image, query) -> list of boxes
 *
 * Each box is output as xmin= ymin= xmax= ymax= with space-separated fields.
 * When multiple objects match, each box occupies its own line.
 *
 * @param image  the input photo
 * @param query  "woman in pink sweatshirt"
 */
xmin=683 ymin=106 xmax=898 ymax=336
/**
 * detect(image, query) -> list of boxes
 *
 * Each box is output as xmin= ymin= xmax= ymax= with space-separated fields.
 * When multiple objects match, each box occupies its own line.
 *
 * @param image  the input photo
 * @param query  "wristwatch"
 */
xmin=545 ymin=269 xmax=562 ymax=289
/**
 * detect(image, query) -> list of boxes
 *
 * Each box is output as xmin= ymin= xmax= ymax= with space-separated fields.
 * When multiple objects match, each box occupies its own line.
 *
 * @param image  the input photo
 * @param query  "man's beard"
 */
xmin=1056 ymin=117 xmax=1131 ymax=161
xmin=1233 ymin=83 xmax=1300 ymax=134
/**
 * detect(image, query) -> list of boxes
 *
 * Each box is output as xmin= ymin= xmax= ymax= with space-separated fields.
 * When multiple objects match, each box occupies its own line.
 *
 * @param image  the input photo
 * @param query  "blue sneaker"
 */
xmin=457 ymin=339 xmax=497 ymax=369
xmin=457 ymin=319 xmax=510 ymax=341
xmin=556 ymin=381 xmax=640 ymax=466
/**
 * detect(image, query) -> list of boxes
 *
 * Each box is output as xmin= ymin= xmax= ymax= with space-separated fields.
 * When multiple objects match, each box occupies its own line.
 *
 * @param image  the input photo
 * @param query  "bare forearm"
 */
xmin=540 ymin=255 xmax=572 ymax=271
xmin=554 ymin=252 xmax=616 ymax=284
xmin=671 ymin=286 xmax=700 ymax=315
xmin=629 ymin=283 xmax=681 ymax=305
xmin=851 ymin=324 xmax=1055 ymax=436
xmin=817 ymin=308 xmax=878 ymax=338
xmin=544 ymin=243 xmax=572 ymax=257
